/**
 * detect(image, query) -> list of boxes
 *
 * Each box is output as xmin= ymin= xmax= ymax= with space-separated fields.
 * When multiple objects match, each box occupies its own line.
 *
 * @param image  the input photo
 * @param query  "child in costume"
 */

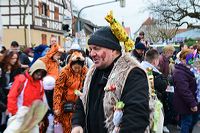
xmin=7 ymin=59 xmax=47 ymax=116
xmin=53 ymin=50 xmax=87 ymax=133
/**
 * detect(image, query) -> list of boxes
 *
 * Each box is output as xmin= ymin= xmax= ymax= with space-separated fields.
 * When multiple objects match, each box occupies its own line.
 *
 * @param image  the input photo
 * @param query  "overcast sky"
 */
xmin=72 ymin=0 xmax=150 ymax=35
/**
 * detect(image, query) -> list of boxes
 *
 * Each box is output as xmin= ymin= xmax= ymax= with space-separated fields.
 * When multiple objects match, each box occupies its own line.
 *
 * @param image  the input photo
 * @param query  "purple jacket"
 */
xmin=173 ymin=63 xmax=200 ymax=114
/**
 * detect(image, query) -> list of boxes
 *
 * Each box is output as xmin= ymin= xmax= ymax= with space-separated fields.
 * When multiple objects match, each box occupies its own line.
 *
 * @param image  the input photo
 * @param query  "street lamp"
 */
xmin=119 ymin=0 xmax=126 ymax=7
xmin=77 ymin=0 xmax=126 ymax=32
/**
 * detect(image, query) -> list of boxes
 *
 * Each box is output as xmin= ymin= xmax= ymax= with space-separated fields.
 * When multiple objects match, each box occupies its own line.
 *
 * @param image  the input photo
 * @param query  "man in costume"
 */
xmin=71 ymin=26 xmax=149 ymax=133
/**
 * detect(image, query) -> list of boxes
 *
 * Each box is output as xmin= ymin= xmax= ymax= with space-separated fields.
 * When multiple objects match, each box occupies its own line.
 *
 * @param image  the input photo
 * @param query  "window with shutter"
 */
xmin=42 ymin=3 xmax=47 ymax=16
xmin=54 ymin=7 xmax=59 ymax=20
xmin=58 ymin=36 xmax=60 ymax=45
xmin=42 ymin=34 xmax=47 ymax=44
xmin=47 ymin=5 xmax=50 ymax=17
xmin=38 ymin=2 xmax=42 ymax=15
xmin=39 ymin=2 xmax=48 ymax=16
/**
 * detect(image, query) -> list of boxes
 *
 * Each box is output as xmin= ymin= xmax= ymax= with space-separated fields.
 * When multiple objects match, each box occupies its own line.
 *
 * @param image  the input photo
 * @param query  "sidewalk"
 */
xmin=192 ymin=121 xmax=200 ymax=133
xmin=168 ymin=121 xmax=200 ymax=133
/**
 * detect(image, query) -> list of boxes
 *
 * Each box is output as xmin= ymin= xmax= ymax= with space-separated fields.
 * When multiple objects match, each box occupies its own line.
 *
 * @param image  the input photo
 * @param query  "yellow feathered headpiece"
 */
xmin=105 ymin=11 xmax=134 ymax=52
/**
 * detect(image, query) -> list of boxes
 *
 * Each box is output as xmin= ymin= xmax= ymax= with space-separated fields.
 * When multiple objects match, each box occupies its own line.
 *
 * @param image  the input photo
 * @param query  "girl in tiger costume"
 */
xmin=53 ymin=50 xmax=88 ymax=133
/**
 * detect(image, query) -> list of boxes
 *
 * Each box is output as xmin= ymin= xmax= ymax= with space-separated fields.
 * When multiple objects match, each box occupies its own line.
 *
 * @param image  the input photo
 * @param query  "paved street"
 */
xmin=168 ymin=121 xmax=200 ymax=133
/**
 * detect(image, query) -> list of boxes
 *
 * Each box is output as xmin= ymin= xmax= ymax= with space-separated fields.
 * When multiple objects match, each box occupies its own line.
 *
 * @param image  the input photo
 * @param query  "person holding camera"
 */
xmin=53 ymin=50 xmax=87 ymax=133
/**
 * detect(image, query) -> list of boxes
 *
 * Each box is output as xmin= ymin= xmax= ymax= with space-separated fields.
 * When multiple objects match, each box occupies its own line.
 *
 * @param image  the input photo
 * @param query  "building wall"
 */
xmin=2 ymin=28 xmax=64 ymax=48
xmin=34 ymin=0 xmax=64 ymax=31
xmin=0 ymin=0 xmax=33 ymax=26
xmin=0 ymin=0 xmax=71 ymax=48
xmin=3 ymin=28 xmax=26 ymax=48
xmin=31 ymin=29 xmax=64 ymax=46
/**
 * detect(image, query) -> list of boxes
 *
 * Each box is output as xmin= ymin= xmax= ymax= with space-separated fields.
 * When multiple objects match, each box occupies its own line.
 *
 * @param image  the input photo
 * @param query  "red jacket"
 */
xmin=7 ymin=71 xmax=44 ymax=115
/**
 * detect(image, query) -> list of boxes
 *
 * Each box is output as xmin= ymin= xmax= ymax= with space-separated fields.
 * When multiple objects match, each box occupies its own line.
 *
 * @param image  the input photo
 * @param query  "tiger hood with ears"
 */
xmin=40 ymin=44 xmax=65 ymax=78
xmin=68 ymin=50 xmax=86 ymax=67
xmin=46 ymin=44 xmax=65 ymax=59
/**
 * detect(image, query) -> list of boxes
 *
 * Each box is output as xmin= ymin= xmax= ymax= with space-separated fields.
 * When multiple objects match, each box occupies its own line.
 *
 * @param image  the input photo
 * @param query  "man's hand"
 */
xmin=191 ymin=106 xmax=198 ymax=112
xmin=71 ymin=126 xmax=83 ymax=133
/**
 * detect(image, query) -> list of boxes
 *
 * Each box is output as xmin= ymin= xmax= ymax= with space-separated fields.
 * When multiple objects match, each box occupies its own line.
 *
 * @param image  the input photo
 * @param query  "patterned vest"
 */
xmin=80 ymin=53 xmax=145 ymax=132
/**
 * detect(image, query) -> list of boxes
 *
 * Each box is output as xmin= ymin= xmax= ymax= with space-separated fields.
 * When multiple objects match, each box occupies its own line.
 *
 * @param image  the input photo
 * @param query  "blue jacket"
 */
xmin=30 ymin=44 xmax=49 ymax=66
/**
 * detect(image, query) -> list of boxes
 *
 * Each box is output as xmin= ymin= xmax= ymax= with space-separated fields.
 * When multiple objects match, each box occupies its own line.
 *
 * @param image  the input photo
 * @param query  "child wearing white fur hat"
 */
xmin=43 ymin=76 xmax=56 ymax=91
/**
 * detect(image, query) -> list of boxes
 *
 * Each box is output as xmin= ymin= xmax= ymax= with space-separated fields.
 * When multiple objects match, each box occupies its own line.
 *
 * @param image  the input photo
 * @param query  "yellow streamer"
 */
xmin=105 ymin=11 xmax=134 ymax=52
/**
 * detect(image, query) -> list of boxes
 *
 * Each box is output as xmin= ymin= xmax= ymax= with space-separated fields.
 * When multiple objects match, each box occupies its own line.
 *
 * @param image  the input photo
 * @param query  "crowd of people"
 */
xmin=0 ymin=27 xmax=200 ymax=133
xmin=133 ymin=31 xmax=200 ymax=133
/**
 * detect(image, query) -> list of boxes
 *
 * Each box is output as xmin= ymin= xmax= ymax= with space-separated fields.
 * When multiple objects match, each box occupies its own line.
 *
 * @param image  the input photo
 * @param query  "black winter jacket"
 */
xmin=153 ymin=71 xmax=168 ymax=101
xmin=72 ymin=67 xmax=149 ymax=133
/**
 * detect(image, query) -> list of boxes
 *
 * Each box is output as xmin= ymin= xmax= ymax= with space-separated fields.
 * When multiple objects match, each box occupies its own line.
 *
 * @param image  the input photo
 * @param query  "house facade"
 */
xmin=135 ymin=17 xmax=188 ymax=44
xmin=173 ymin=29 xmax=200 ymax=42
xmin=134 ymin=17 xmax=159 ymax=43
xmin=0 ymin=0 xmax=72 ymax=48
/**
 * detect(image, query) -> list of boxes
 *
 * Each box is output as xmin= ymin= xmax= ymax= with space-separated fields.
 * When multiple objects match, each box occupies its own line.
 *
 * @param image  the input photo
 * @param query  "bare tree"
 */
xmin=141 ymin=18 xmax=161 ymax=43
xmin=156 ymin=21 xmax=178 ymax=43
xmin=141 ymin=18 xmax=178 ymax=43
xmin=147 ymin=0 xmax=200 ymax=29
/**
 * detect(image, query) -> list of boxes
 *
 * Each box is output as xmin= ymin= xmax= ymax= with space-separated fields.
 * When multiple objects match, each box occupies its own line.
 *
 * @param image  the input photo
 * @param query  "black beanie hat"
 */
xmin=88 ymin=26 xmax=121 ymax=51
xmin=135 ymin=42 xmax=146 ymax=50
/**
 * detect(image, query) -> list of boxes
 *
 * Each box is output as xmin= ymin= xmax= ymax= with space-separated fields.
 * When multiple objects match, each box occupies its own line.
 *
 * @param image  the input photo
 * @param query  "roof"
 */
xmin=176 ymin=28 xmax=188 ymax=34
xmin=174 ymin=28 xmax=200 ymax=41
xmin=142 ymin=17 xmax=155 ymax=26
xmin=74 ymin=16 xmax=97 ymax=27
xmin=134 ymin=17 xmax=156 ymax=34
